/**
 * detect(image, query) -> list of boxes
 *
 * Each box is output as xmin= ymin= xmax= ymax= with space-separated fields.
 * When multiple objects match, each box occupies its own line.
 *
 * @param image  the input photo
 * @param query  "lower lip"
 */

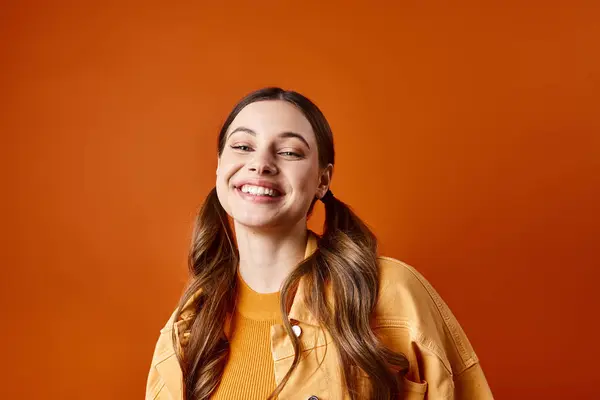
xmin=235 ymin=187 xmax=284 ymax=204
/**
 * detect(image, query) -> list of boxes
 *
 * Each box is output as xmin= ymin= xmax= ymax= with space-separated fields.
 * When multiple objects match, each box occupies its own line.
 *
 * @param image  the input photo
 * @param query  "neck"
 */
xmin=233 ymin=221 xmax=308 ymax=293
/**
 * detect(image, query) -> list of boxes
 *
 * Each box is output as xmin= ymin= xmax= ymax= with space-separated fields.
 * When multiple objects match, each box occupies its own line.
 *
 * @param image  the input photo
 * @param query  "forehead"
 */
xmin=228 ymin=100 xmax=314 ymax=139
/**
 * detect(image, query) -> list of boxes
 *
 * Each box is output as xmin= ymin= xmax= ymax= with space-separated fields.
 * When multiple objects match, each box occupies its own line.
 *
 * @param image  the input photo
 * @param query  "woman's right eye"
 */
xmin=231 ymin=145 xmax=252 ymax=152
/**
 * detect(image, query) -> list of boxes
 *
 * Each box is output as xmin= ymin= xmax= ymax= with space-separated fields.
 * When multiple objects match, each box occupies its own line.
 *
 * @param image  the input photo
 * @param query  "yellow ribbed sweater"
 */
xmin=211 ymin=272 xmax=283 ymax=399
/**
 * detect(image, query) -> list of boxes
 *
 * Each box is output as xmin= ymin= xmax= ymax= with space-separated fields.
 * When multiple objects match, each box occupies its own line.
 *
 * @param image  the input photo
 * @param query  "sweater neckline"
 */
xmin=235 ymin=271 xmax=281 ymax=320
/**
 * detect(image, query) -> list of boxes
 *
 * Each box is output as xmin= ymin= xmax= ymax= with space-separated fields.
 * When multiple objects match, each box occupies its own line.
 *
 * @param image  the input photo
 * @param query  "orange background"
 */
xmin=2 ymin=1 xmax=599 ymax=399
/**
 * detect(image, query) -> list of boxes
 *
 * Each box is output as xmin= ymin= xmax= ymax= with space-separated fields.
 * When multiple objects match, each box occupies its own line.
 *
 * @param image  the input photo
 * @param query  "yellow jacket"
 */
xmin=146 ymin=233 xmax=493 ymax=399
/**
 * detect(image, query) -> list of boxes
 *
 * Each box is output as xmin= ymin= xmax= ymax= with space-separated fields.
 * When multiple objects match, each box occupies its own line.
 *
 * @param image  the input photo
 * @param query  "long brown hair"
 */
xmin=174 ymin=87 xmax=409 ymax=399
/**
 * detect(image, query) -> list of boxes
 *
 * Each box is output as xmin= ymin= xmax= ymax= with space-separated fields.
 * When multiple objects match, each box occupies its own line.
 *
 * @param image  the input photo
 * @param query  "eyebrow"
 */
xmin=227 ymin=126 xmax=311 ymax=149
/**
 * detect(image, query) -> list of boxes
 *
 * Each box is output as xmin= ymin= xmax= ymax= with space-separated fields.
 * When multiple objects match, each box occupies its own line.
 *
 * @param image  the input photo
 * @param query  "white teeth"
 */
xmin=240 ymin=185 xmax=278 ymax=197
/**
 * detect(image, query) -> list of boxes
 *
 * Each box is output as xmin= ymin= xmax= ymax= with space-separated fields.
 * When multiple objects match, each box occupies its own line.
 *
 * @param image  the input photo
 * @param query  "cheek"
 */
xmin=292 ymin=164 xmax=319 ymax=191
xmin=217 ymin=158 xmax=241 ymax=183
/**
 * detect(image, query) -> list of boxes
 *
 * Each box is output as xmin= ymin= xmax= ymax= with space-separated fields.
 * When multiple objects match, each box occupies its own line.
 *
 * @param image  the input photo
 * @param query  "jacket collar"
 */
xmin=288 ymin=230 xmax=320 ymax=326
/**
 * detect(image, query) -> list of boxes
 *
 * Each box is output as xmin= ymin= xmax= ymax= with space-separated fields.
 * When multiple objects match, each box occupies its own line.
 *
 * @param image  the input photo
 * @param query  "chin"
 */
xmin=234 ymin=219 xmax=282 ymax=231
xmin=231 ymin=210 xmax=274 ymax=226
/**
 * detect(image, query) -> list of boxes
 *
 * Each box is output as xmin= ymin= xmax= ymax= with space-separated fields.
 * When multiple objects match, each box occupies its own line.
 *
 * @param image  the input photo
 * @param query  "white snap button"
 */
xmin=292 ymin=324 xmax=302 ymax=337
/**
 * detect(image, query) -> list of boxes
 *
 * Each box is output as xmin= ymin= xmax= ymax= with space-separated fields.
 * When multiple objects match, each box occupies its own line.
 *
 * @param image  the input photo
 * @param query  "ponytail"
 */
xmin=272 ymin=193 xmax=409 ymax=399
xmin=174 ymin=188 xmax=239 ymax=400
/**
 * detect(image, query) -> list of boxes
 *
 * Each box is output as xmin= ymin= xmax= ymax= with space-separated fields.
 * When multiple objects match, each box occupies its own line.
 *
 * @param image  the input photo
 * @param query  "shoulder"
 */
xmin=374 ymin=256 xmax=447 ymax=323
xmin=373 ymin=256 xmax=479 ymax=373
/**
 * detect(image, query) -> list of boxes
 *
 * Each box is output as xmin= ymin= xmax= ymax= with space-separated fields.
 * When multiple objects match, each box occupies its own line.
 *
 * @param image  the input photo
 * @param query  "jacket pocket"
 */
xmin=402 ymin=376 xmax=427 ymax=400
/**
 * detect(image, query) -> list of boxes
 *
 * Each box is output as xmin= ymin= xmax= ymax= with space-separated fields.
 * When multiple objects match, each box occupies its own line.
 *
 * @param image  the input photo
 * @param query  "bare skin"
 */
xmin=215 ymin=100 xmax=332 ymax=293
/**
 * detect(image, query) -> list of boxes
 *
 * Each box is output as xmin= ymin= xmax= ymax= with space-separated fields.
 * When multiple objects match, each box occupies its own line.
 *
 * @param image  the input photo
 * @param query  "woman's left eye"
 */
xmin=279 ymin=151 xmax=302 ymax=158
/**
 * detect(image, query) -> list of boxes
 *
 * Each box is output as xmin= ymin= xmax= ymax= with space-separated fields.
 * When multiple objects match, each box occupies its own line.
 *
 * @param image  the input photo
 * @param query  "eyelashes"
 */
xmin=231 ymin=145 xmax=251 ymax=151
xmin=229 ymin=145 xmax=304 ymax=159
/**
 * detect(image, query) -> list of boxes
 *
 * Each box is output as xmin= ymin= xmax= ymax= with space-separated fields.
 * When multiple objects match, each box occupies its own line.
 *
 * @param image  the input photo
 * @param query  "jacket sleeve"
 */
xmin=146 ymin=334 xmax=171 ymax=400
xmin=375 ymin=323 xmax=493 ymax=400
xmin=406 ymin=274 xmax=493 ymax=399
xmin=145 ymin=332 xmax=172 ymax=400
xmin=373 ymin=257 xmax=494 ymax=399
xmin=453 ymin=362 xmax=494 ymax=399
xmin=408 ymin=345 xmax=493 ymax=400
xmin=145 ymin=309 xmax=180 ymax=400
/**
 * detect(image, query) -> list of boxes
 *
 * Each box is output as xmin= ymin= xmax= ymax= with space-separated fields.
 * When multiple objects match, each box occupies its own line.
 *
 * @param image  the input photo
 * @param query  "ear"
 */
xmin=316 ymin=164 xmax=333 ymax=198
xmin=216 ymin=157 xmax=220 ymax=176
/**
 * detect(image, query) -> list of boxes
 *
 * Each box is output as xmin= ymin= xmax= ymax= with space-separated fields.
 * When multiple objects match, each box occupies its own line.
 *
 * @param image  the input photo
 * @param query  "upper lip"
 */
xmin=234 ymin=179 xmax=284 ymax=194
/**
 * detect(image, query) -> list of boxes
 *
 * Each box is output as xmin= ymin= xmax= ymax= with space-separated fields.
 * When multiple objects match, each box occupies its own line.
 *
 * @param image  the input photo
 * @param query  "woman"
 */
xmin=145 ymin=88 xmax=493 ymax=400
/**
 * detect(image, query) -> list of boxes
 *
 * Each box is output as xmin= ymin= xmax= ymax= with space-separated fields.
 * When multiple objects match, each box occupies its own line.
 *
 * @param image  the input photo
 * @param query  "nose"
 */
xmin=247 ymin=150 xmax=278 ymax=175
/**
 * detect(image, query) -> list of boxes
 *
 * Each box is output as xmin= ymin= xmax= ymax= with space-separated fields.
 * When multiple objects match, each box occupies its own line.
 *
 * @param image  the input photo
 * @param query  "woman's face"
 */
xmin=216 ymin=100 xmax=330 ymax=231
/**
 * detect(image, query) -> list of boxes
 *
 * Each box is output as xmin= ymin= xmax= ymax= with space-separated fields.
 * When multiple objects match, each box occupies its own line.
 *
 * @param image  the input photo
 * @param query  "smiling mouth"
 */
xmin=236 ymin=184 xmax=283 ymax=197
